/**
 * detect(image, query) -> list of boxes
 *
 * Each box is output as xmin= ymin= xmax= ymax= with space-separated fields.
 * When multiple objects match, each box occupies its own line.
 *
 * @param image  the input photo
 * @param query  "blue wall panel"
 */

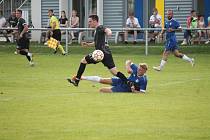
xmin=135 ymin=0 xmax=143 ymax=27
xmin=135 ymin=0 xmax=143 ymax=39
xmin=204 ymin=0 xmax=210 ymax=25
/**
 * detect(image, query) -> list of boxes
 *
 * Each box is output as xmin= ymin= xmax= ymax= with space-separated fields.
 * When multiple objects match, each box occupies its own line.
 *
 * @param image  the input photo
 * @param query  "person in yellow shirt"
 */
xmin=48 ymin=9 xmax=66 ymax=55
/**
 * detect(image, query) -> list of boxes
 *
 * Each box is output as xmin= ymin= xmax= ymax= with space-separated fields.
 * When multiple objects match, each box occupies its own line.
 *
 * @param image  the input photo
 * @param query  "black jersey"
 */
xmin=59 ymin=17 xmax=68 ymax=25
xmin=8 ymin=16 xmax=18 ymax=27
xmin=17 ymin=18 xmax=27 ymax=34
xmin=94 ymin=25 xmax=111 ymax=54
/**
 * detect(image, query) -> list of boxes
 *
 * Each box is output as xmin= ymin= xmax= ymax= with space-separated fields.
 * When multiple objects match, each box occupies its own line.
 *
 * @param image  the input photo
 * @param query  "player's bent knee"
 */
xmin=174 ymin=53 xmax=182 ymax=58
xmin=81 ymin=57 xmax=87 ymax=64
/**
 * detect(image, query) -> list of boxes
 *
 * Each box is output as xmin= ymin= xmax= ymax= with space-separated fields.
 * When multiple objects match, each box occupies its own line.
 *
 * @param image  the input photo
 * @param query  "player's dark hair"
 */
xmin=61 ymin=10 xmax=66 ymax=18
xmin=167 ymin=9 xmax=173 ymax=14
xmin=191 ymin=10 xmax=195 ymax=14
xmin=128 ymin=11 xmax=134 ymax=16
xmin=48 ymin=9 xmax=53 ymax=13
xmin=16 ymin=9 xmax=22 ymax=14
xmin=89 ymin=15 xmax=99 ymax=22
xmin=153 ymin=8 xmax=158 ymax=12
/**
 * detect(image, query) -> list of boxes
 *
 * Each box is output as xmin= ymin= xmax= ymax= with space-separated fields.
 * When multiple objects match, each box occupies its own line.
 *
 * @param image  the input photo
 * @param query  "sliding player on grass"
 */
xmin=79 ymin=60 xmax=148 ymax=93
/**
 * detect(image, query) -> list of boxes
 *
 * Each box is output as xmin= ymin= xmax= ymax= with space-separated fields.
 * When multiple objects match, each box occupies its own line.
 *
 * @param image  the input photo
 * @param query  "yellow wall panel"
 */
xmin=156 ymin=0 xmax=164 ymax=27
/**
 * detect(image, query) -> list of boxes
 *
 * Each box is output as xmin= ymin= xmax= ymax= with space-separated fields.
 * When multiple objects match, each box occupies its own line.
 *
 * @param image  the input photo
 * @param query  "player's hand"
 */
xmin=131 ymin=86 xmax=138 ymax=93
xmin=125 ymin=60 xmax=131 ymax=65
xmin=127 ymin=81 xmax=134 ymax=87
xmin=168 ymin=28 xmax=174 ymax=32
xmin=159 ymin=33 xmax=163 ymax=38
xmin=50 ymin=31 xmax=53 ymax=36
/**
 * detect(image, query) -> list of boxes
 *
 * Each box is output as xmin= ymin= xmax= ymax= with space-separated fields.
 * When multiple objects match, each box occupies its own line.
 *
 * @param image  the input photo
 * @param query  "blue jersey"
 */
xmin=164 ymin=18 xmax=181 ymax=51
xmin=128 ymin=64 xmax=147 ymax=93
xmin=111 ymin=64 xmax=147 ymax=93
xmin=165 ymin=18 xmax=180 ymax=40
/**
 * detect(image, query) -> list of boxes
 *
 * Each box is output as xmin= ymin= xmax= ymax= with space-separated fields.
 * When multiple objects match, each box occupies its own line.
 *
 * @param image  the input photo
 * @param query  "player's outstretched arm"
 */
xmin=125 ymin=60 xmax=133 ymax=74
xmin=20 ymin=24 xmax=28 ymax=38
xmin=176 ymin=26 xmax=182 ymax=32
xmin=131 ymin=88 xmax=145 ymax=94
xmin=105 ymin=28 xmax=112 ymax=37
xmin=159 ymin=28 xmax=165 ymax=36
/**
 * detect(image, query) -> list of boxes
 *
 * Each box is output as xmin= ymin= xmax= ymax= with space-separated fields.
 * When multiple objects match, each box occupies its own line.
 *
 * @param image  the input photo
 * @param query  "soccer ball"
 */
xmin=92 ymin=50 xmax=104 ymax=62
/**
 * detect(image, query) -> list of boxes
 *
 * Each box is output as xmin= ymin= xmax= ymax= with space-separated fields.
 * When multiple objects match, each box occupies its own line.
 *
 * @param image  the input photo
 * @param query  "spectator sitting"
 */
xmin=0 ymin=13 xmax=10 ymax=42
xmin=7 ymin=11 xmax=18 ymax=28
xmin=197 ymin=15 xmax=206 ymax=44
xmin=124 ymin=12 xmax=141 ymax=44
xmin=6 ymin=11 xmax=18 ymax=42
xmin=205 ymin=16 xmax=210 ymax=44
xmin=69 ymin=10 xmax=79 ymax=40
xmin=149 ymin=8 xmax=162 ymax=42
xmin=181 ymin=10 xmax=197 ymax=45
xmin=59 ymin=10 xmax=68 ymax=35
xmin=190 ymin=15 xmax=198 ymax=35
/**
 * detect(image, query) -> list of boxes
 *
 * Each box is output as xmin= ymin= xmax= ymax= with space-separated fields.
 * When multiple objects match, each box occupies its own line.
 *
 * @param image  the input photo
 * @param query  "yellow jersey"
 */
xmin=50 ymin=16 xmax=60 ymax=30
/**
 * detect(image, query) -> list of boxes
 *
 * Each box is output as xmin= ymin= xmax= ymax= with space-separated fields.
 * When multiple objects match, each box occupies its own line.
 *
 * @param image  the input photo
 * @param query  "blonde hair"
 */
xmin=139 ymin=63 xmax=148 ymax=71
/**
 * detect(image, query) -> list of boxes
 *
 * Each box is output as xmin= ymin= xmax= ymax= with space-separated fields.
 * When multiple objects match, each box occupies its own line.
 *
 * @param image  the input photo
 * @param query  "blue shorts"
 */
xmin=111 ymin=77 xmax=131 ymax=93
xmin=165 ymin=38 xmax=179 ymax=52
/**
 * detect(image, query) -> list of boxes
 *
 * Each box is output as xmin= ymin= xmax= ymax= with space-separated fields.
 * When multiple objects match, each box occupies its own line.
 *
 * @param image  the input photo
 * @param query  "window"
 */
xmin=88 ymin=0 xmax=97 ymax=15
xmin=128 ymin=0 xmax=134 ymax=15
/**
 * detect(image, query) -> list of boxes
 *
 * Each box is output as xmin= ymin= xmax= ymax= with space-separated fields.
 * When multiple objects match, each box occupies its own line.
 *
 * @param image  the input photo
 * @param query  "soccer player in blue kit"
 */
xmin=79 ymin=60 xmax=148 ymax=93
xmin=153 ymin=9 xmax=194 ymax=71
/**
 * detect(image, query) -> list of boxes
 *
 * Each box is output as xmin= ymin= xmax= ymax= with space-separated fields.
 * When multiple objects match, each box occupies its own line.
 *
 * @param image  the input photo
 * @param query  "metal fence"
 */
xmin=1 ymin=27 xmax=210 ymax=55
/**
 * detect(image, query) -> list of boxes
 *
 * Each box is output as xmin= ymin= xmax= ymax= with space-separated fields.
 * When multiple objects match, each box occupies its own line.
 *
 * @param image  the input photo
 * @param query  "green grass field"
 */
xmin=0 ymin=43 xmax=210 ymax=140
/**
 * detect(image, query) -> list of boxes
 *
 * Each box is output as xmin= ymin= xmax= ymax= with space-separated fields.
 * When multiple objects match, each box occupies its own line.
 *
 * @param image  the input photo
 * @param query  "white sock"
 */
xmin=182 ymin=54 xmax=192 ymax=62
xmin=83 ymin=76 xmax=101 ymax=83
xmin=27 ymin=52 xmax=32 ymax=57
xmin=160 ymin=59 xmax=167 ymax=69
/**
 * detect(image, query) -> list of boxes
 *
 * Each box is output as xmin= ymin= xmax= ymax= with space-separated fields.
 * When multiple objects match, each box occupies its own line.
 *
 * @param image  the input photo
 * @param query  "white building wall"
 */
xmin=97 ymin=0 xmax=103 ymax=24
xmin=31 ymin=0 xmax=41 ymax=42
xmin=59 ymin=0 xmax=69 ymax=18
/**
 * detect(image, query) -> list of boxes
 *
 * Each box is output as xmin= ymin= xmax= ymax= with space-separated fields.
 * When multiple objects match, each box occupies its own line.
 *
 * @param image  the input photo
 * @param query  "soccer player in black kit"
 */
xmin=67 ymin=15 xmax=131 ymax=87
xmin=15 ymin=9 xmax=34 ymax=66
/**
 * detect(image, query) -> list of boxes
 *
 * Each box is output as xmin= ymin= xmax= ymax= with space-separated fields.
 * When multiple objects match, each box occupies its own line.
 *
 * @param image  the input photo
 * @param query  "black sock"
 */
xmin=19 ymin=50 xmax=31 ymax=62
xmin=26 ymin=55 xmax=31 ymax=62
xmin=19 ymin=50 xmax=27 ymax=55
xmin=76 ymin=63 xmax=86 ymax=80
xmin=116 ymin=72 xmax=128 ymax=83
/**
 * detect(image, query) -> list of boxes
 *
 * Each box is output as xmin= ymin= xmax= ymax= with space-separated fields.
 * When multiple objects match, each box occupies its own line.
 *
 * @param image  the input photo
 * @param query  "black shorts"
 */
xmin=85 ymin=52 xmax=115 ymax=69
xmin=52 ymin=29 xmax=61 ymax=41
xmin=16 ymin=33 xmax=30 ymax=49
xmin=128 ymin=30 xmax=140 ymax=34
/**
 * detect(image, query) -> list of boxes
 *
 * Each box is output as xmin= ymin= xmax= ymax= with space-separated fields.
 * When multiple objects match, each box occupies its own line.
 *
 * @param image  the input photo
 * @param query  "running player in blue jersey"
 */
xmin=79 ymin=60 xmax=148 ymax=93
xmin=153 ymin=9 xmax=194 ymax=71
